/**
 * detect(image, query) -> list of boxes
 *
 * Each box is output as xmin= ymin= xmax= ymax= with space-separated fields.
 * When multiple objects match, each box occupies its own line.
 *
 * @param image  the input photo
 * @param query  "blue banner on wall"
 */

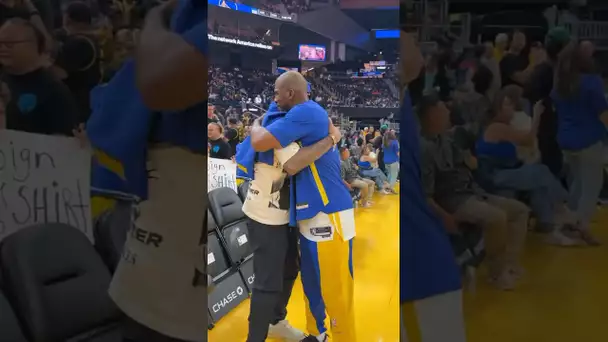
xmin=374 ymin=29 xmax=399 ymax=39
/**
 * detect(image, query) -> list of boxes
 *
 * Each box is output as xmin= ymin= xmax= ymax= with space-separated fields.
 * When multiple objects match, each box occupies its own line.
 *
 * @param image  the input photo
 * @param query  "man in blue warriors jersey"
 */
xmin=400 ymin=29 xmax=466 ymax=342
xmin=250 ymin=71 xmax=356 ymax=342
xmin=105 ymin=1 xmax=208 ymax=341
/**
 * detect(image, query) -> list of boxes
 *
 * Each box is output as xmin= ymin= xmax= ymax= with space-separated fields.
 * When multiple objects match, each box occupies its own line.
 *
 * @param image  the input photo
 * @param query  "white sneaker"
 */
xmin=268 ymin=320 xmax=306 ymax=341
xmin=545 ymin=230 xmax=581 ymax=246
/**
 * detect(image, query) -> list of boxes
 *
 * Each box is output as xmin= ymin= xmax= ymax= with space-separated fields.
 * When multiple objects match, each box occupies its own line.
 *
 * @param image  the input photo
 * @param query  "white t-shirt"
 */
xmin=510 ymin=111 xmax=540 ymax=164
xmin=369 ymin=151 xmax=379 ymax=168
xmin=242 ymin=143 xmax=299 ymax=225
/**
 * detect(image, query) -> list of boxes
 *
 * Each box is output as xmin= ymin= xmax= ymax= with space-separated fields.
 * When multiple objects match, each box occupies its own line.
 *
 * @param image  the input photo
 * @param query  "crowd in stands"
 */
xmin=318 ymin=75 xmax=399 ymax=108
xmin=209 ymin=65 xmax=400 ymax=111
xmin=209 ymin=66 xmax=275 ymax=108
xmin=280 ymin=0 xmax=310 ymax=14
xmin=0 ymin=0 xmax=145 ymax=133
xmin=208 ymin=18 xmax=276 ymax=44
xmin=236 ymin=0 xmax=312 ymax=14
xmin=411 ymin=27 xmax=608 ymax=290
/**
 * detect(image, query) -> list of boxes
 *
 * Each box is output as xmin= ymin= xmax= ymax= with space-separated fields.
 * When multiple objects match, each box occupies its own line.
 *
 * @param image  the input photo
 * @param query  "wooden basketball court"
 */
xmin=465 ymin=208 xmax=608 ymax=342
xmin=208 ymin=193 xmax=401 ymax=341
xmin=209 ymin=195 xmax=608 ymax=342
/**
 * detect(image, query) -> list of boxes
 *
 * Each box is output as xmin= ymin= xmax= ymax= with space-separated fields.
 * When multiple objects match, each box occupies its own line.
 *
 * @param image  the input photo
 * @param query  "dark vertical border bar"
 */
xmin=399 ymin=1 xmax=466 ymax=341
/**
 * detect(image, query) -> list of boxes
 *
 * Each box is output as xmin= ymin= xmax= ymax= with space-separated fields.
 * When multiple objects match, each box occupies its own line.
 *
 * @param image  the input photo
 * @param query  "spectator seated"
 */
xmin=357 ymin=145 xmax=393 ymax=193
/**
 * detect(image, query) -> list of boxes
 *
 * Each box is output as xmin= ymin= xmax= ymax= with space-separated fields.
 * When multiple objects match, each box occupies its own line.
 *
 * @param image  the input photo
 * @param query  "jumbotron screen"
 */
xmin=298 ymin=44 xmax=326 ymax=61
xmin=276 ymin=67 xmax=299 ymax=74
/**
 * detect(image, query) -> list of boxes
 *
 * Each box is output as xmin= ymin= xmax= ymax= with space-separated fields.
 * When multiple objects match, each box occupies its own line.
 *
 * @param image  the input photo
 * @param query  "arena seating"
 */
xmin=320 ymin=77 xmax=399 ymax=108
xmin=237 ymin=181 xmax=250 ymax=202
xmin=208 ymin=66 xmax=399 ymax=109
xmin=0 ymin=224 xmax=124 ymax=341
xmin=207 ymin=186 xmax=255 ymax=326
xmin=93 ymin=200 xmax=133 ymax=273
xmin=207 ymin=212 xmax=232 ymax=281
xmin=241 ymin=0 xmax=313 ymax=14
xmin=0 ymin=289 xmax=27 ymax=342
xmin=0 ymin=189 xmax=250 ymax=335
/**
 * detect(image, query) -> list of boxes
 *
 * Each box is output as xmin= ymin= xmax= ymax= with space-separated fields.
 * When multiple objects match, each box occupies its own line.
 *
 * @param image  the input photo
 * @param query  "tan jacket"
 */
xmin=109 ymin=147 xmax=207 ymax=341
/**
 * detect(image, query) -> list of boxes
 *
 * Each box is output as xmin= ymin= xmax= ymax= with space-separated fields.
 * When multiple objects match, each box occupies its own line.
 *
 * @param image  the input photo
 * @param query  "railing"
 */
xmin=339 ymin=115 xmax=352 ymax=130
xmin=388 ymin=122 xmax=400 ymax=133
xmin=564 ymin=20 xmax=608 ymax=41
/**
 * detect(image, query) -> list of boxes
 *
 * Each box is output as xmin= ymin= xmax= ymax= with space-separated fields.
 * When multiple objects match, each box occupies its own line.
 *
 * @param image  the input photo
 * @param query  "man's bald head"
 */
xmin=274 ymin=71 xmax=309 ymax=111
xmin=276 ymin=71 xmax=308 ymax=93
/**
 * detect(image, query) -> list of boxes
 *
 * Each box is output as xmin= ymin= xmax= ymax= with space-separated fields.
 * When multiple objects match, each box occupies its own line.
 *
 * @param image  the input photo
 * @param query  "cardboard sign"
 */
xmin=208 ymin=157 xmax=237 ymax=192
xmin=0 ymin=130 xmax=93 ymax=241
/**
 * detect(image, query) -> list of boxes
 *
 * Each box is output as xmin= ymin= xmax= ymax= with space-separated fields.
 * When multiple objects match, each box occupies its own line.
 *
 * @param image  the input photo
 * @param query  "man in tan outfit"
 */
xmin=108 ymin=1 xmax=208 ymax=341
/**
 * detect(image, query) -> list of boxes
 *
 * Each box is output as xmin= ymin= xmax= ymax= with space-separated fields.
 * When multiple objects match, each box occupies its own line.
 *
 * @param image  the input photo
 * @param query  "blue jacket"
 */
xmin=235 ymin=102 xmax=287 ymax=180
xmin=88 ymin=0 xmax=206 ymax=199
xmin=262 ymin=101 xmax=353 ymax=225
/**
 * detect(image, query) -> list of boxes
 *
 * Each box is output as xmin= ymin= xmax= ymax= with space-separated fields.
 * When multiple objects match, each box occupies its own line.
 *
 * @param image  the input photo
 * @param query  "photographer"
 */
xmin=53 ymin=1 xmax=101 ymax=122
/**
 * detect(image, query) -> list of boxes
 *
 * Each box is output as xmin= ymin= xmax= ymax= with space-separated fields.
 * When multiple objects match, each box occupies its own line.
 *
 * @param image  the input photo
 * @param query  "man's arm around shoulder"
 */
xmin=251 ymin=105 xmax=319 ymax=152
xmin=280 ymin=136 xmax=336 ymax=176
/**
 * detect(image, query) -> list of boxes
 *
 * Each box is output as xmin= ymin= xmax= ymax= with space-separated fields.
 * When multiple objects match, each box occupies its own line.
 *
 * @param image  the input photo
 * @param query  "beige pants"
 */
xmin=401 ymin=290 xmax=466 ymax=342
xmin=453 ymin=195 xmax=529 ymax=276
xmin=109 ymin=147 xmax=207 ymax=341
xmin=350 ymin=177 xmax=375 ymax=202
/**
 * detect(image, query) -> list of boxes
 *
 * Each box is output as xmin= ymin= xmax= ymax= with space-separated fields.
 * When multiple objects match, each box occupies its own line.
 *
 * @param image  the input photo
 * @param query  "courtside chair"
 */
xmin=93 ymin=200 xmax=133 ymax=273
xmin=0 ymin=224 xmax=123 ymax=341
xmin=208 ymin=188 xmax=253 ymax=266
xmin=207 ymin=190 xmax=252 ymax=324
xmin=0 ymin=288 xmax=27 ymax=342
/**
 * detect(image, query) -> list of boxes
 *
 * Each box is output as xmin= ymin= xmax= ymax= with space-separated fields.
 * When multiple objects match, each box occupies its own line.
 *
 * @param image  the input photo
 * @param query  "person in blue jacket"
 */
xmin=93 ymin=1 xmax=209 ymax=341
xmin=400 ymin=30 xmax=466 ymax=342
xmin=551 ymin=42 xmax=608 ymax=246
xmin=249 ymin=71 xmax=355 ymax=342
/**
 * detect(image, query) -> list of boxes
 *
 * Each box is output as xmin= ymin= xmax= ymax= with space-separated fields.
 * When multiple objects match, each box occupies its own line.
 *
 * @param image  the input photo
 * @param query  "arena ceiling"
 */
xmin=339 ymin=0 xmax=398 ymax=9
xmin=447 ymin=0 xmax=571 ymax=13
xmin=341 ymin=8 xmax=399 ymax=31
